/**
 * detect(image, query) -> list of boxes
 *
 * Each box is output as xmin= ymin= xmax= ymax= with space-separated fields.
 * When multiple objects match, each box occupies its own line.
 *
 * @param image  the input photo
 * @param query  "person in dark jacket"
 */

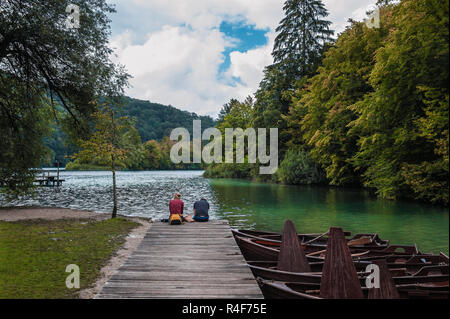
xmin=193 ymin=198 xmax=209 ymax=222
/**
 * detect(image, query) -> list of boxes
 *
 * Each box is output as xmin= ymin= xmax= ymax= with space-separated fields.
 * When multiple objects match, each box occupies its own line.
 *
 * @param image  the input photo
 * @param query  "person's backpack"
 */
xmin=169 ymin=214 xmax=183 ymax=225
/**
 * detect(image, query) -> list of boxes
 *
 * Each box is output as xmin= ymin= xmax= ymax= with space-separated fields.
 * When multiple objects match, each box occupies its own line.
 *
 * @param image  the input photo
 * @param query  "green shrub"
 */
xmin=277 ymin=149 xmax=325 ymax=185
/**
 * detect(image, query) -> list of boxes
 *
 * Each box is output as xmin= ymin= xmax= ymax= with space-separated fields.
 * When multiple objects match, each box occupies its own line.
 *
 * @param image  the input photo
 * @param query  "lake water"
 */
xmin=1 ymin=170 xmax=448 ymax=253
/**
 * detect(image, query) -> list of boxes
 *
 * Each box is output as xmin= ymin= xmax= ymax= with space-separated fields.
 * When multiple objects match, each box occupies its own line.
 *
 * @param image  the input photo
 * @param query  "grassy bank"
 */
xmin=0 ymin=217 xmax=139 ymax=299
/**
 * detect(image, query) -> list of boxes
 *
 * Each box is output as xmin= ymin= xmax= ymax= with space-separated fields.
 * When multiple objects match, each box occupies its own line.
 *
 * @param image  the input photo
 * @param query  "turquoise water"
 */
xmin=210 ymin=179 xmax=449 ymax=254
xmin=1 ymin=170 xmax=448 ymax=253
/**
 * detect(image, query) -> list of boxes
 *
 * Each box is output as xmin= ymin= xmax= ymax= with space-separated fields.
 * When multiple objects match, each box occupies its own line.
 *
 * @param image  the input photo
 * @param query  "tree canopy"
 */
xmin=0 ymin=0 xmax=129 ymax=197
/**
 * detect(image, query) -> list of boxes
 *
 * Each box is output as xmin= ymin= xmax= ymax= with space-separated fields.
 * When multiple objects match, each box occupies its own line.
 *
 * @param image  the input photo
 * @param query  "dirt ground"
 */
xmin=0 ymin=206 xmax=110 ymax=221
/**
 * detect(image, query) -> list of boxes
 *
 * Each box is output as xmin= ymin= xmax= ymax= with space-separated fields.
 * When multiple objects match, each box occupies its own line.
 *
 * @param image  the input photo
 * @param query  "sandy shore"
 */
xmin=0 ymin=206 xmax=152 ymax=299
xmin=0 ymin=206 xmax=110 ymax=221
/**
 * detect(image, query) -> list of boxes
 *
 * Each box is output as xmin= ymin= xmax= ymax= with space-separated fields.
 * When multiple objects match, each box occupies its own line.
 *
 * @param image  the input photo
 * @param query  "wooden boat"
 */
xmin=232 ymin=228 xmax=389 ymax=247
xmin=248 ymin=262 xmax=449 ymax=285
xmin=232 ymin=228 xmax=351 ymax=244
xmin=248 ymin=259 xmax=449 ymax=275
xmin=257 ymin=228 xmax=448 ymax=300
xmin=243 ymin=221 xmax=448 ymax=299
xmin=234 ymin=235 xmax=421 ymax=262
xmin=257 ymin=278 xmax=449 ymax=299
xmin=245 ymin=224 xmax=448 ymax=289
xmin=257 ymin=279 xmax=321 ymax=299
xmin=237 ymin=235 xmax=413 ymax=253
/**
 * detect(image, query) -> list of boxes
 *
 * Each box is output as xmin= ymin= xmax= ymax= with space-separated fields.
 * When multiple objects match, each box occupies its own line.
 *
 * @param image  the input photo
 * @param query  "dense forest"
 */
xmin=65 ymin=103 xmax=213 ymax=171
xmin=204 ymin=0 xmax=449 ymax=206
xmin=43 ymin=97 xmax=215 ymax=167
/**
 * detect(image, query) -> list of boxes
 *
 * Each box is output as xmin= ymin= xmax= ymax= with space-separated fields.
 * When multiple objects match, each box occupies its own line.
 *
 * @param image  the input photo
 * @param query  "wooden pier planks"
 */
xmin=96 ymin=220 xmax=263 ymax=299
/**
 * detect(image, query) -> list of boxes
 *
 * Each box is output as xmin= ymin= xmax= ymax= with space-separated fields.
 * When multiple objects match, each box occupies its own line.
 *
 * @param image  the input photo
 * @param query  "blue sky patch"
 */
xmin=218 ymin=21 xmax=269 ymax=81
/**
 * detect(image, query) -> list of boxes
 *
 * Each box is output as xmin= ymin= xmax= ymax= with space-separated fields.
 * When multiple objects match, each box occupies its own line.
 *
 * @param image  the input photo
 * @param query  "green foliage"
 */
xmin=120 ymin=97 xmax=215 ymax=142
xmin=253 ymin=0 xmax=334 ymax=160
xmin=217 ymin=97 xmax=254 ymax=132
xmin=204 ymin=163 xmax=253 ymax=179
xmin=0 ymin=0 xmax=128 ymax=197
xmin=207 ymin=0 xmax=334 ymax=182
xmin=143 ymin=140 xmax=163 ymax=170
xmin=204 ymin=97 xmax=255 ymax=179
xmin=349 ymin=0 xmax=449 ymax=202
xmin=287 ymin=14 xmax=391 ymax=186
xmin=121 ymin=126 xmax=146 ymax=170
xmin=277 ymin=149 xmax=325 ymax=185
xmin=0 ymin=76 xmax=53 ymax=199
xmin=401 ymin=88 xmax=449 ymax=205
xmin=252 ymin=64 xmax=293 ymax=149
xmin=67 ymin=110 xmax=205 ymax=172
xmin=65 ymin=161 xmax=109 ymax=171
xmin=272 ymin=0 xmax=334 ymax=80
xmin=71 ymin=104 xmax=130 ymax=170
xmin=45 ymin=97 xmax=216 ymax=163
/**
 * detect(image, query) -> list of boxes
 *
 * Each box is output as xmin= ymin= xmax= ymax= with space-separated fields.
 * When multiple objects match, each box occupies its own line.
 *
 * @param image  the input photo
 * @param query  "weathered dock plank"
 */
xmin=96 ymin=220 xmax=263 ymax=299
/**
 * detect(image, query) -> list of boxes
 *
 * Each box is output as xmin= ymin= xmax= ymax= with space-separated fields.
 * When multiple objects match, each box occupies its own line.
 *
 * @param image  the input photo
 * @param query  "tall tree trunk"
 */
xmin=111 ymin=154 xmax=118 ymax=218
xmin=111 ymin=110 xmax=118 ymax=219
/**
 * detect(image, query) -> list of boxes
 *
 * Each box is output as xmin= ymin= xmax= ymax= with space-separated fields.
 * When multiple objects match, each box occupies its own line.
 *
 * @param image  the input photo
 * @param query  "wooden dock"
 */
xmin=96 ymin=220 xmax=263 ymax=299
xmin=34 ymin=169 xmax=65 ymax=187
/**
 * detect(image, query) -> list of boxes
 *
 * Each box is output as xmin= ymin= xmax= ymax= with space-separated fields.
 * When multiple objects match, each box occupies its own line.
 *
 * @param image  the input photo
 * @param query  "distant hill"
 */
xmin=44 ymin=97 xmax=216 ymax=166
xmin=120 ymin=97 xmax=216 ymax=141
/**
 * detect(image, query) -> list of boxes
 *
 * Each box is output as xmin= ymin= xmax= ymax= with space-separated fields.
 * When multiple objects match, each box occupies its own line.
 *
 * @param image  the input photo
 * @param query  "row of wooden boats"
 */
xmin=232 ymin=221 xmax=449 ymax=299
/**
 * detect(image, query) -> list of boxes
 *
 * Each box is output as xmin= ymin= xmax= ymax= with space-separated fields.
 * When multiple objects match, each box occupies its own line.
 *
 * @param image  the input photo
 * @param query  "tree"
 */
xmin=204 ymin=97 xmax=255 ymax=179
xmin=272 ymin=0 xmax=334 ymax=80
xmin=0 ymin=0 xmax=128 ymax=196
xmin=253 ymin=0 xmax=333 ymax=161
xmin=349 ymin=0 xmax=449 ymax=202
xmin=0 ymin=77 xmax=53 ymax=198
xmin=285 ymin=13 xmax=390 ymax=186
xmin=277 ymin=149 xmax=325 ymax=185
xmin=217 ymin=97 xmax=254 ymax=132
xmin=252 ymin=64 xmax=297 ymax=160
xmin=401 ymin=88 xmax=449 ymax=204
xmin=143 ymin=140 xmax=162 ymax=170
xmin=71 ymin=102 xmax=131 ymax=218
xmin=121 ymin=126 xmax=146 ymax=170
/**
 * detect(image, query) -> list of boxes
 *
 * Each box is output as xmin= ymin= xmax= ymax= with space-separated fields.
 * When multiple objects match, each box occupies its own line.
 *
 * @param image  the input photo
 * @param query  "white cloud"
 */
xmin=323 ymin=0 xmax=378 ymax=34
xmin=226 ymin=32 xmax=276 ymax=93
xmin=109 ymin=0 xmax=378 ymax=117
xmin=111 ymin=25 xmax=233 ymax=114
xmin=127 ymin=0 xmax=283 ymax=30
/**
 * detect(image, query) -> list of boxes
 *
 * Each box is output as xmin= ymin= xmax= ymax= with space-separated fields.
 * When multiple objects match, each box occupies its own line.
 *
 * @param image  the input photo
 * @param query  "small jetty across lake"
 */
xmin=97 ymin=220 xmax=263 ymax=299
xmin=34 ymin=169 xmax=65 ymax=187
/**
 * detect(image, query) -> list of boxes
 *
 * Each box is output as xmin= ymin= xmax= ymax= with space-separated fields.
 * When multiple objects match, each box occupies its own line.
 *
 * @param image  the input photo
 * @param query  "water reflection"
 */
xmin=209 ymin=179 xmax=449 ymax=254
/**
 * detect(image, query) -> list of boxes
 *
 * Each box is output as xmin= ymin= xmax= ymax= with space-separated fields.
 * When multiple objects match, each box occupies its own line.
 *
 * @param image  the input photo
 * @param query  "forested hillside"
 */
xmin=44 ymin=98 xmax=215 ymax=165
xmin=119 ymin=97 xmax=215 ymax=142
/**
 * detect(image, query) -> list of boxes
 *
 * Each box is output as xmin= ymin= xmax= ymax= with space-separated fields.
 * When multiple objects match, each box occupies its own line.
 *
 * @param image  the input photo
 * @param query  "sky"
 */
xmin=107 ymin=0 xmax=377 ymax=117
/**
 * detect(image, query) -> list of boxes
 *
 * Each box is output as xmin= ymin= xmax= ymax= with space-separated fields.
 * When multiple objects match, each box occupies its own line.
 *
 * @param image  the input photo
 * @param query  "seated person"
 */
xmin=193 ymin=198 xmax=209 ymax=222
xmin=169 ymin=193 xmax=184 ymax=224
